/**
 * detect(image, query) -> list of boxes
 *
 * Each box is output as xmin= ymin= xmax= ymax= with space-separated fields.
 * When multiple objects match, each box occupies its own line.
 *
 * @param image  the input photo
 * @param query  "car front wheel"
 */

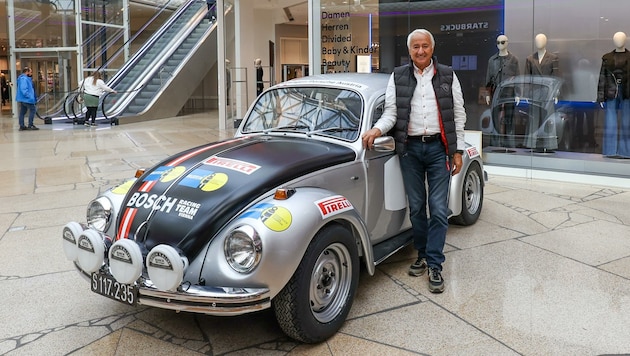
xmin=273 ymin=224 xmax=359 ymax=343
xmin=450 ymin=161 xmax=483 ymax=226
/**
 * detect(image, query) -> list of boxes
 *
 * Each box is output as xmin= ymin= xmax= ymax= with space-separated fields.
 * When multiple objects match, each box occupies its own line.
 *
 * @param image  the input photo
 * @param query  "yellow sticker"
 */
xmin=261 ymin=206 xmax=292 ymax=232
xmin=200 ymin=172 xmax=229 ymax=192
xmin=111 ymin=179 xmax=135 ymax=195
xmin=160 ymin=166 xmax=186 ymax=182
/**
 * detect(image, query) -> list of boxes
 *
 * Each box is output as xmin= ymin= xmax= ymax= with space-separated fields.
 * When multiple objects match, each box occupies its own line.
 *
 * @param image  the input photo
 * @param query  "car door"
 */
xmin=363 ymin=97 xmax=411 ymax=244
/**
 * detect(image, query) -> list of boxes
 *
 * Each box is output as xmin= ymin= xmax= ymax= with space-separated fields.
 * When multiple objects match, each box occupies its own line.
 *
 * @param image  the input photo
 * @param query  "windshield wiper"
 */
xmin=307 ymin=127 xmax=358 ymax=137
xmin=263 ymin=124 xmax=310 ymax=134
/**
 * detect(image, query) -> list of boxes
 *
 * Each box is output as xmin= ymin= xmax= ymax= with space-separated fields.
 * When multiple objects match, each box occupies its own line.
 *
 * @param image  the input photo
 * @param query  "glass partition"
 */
xmin=312 ymin=0 xmax=630 ymax=178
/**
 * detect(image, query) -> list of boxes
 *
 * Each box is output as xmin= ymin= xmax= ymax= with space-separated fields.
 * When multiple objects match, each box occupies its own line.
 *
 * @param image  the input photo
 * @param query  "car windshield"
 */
xmin=241 ymin=86 xmax=363 ymax=141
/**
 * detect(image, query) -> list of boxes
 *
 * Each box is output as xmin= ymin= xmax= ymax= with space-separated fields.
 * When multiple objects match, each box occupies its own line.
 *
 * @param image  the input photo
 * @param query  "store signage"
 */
xmin=440 ymin=22 xmax=489 ymax=32
xmin=321 ymin=10 xmax=374 ymax=71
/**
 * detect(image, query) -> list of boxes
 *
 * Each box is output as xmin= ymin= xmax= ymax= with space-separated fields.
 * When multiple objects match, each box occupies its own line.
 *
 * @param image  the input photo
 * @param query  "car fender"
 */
xmin=196 ymin=187 xmax=372 ymax=300
xmin=448 ymin=145 xmax=482 ymax=217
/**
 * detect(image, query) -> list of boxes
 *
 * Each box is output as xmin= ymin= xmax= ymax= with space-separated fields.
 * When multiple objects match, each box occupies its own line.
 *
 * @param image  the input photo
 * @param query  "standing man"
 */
xmin=255 ymin=58 xmax=264 ymax=96
xmin=16 ymin=67 xmax=39 ymax=131
xmin=362 ymin=29 xmax=466 ymax=293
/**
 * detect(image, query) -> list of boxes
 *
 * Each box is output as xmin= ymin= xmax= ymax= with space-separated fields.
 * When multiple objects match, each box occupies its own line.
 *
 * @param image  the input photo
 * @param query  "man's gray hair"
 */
xmin=407 ymin=29 xmax=435 ymax=49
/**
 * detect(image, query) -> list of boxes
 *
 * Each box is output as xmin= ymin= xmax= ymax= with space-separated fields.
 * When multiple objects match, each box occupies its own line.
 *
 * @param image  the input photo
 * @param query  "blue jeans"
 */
xmin=399 ymin=139 xmax=450 ymax=270
xmin=18 ymin=102 xmax=36 ymax=128
xmin=603 ymin=85 xmax=630 ymax=157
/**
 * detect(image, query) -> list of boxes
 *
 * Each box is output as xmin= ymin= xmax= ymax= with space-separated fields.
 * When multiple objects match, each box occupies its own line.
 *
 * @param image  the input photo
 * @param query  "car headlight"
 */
xmin=224 ymin=225 xmax=262 ymax=273
xmin=87 ymin=197 xmax=113 ymax=233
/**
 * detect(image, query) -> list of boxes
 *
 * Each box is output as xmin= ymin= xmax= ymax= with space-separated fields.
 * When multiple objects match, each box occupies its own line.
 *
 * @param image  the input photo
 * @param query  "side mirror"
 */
xmin=373 ymin=136 xmax=395 ymax=152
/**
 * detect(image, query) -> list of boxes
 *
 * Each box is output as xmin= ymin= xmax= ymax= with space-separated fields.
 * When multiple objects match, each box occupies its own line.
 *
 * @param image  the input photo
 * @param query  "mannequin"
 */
xmin=485 ymin=35 xmax=520 ymax=148
xmin=597 ymin=31 xmax=630 ymax=157
xmin=525 ymin=34 xmax=560 ymax=77
xmin=255 ymin=58 xmax=264 ymax=96
xmin=524 ymin=33 xmax=561 ymax=150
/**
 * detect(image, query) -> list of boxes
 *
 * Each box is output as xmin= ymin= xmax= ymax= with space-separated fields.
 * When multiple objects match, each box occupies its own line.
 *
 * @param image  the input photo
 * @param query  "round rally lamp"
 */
xmin=108 ymin=239 xmax=143 ymax=284
xmin=146 ymin=245 xmax=188 ymax=292
xmin=76 ymin=229 xmax=106 ymax=273
xmin=62 ymin=222 xmax=83 ymax=261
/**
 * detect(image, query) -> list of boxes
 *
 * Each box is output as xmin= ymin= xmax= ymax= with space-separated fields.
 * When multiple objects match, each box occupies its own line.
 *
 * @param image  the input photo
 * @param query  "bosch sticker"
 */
xmin=204 ymin=156 xmax=260 ymax=175
xmin=315 ymin=195 xmax=353 ymax=218
xmin=241 ymin=203 xmax=292 ymax=232
xmin=179 ymin=169 xmax=229 ymax=192
xmin=127 ymin=193 xmax=178 ymax=213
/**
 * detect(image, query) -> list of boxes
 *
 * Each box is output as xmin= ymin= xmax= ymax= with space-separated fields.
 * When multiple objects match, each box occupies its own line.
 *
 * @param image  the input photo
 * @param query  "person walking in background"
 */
xmin=79 ymin=71 xmax=116 ymax=127
xmin=16 ymin=67 xmax=38 ymax=131
xmin=255 ymin=58 xmax=264 ymax=96
xmin=361 ymin=29 xmax=467 ymax=294
xmin=1 ymin=72 xmax=9 ymax=106
xmin=206 ymin=0 xmax=216 ymax=22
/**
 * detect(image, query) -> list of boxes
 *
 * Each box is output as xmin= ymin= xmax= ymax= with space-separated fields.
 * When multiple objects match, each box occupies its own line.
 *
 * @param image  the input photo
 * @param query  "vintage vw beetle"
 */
xmin=62 ymin=73 xmax=485 ymax=343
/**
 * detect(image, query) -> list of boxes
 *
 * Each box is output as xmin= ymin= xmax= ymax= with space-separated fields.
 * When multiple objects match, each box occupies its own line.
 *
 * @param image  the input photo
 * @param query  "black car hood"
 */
xmin=115 ymin=136 xmax=356 ymax=258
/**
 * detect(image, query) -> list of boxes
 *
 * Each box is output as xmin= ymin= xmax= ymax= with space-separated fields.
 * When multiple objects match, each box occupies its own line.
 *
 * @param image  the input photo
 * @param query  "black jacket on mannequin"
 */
xmin=597 ymin=49 xmax=630 ymax=102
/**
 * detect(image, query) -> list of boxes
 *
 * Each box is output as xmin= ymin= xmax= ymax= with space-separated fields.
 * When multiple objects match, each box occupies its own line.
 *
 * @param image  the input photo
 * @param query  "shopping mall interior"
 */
xmin=1 ymin=1 xmax=630 ymax=354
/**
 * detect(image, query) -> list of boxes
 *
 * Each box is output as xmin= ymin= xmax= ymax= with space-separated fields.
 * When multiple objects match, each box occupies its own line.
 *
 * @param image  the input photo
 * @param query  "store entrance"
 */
xmin=18 ymin=51 xmax=75 ymax=117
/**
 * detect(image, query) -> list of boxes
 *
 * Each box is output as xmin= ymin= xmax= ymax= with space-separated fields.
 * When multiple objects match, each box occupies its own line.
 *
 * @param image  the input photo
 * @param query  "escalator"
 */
xmin=43 ymin=0 xmax=222 ymax=124
xmin=99 ymin=0 xmax=221 ymax=123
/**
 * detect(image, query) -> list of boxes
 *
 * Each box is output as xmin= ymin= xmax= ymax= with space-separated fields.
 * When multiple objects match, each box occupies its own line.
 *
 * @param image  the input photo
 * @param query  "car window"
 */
xmin=372 ymin=97 xmax=385 ymax=126
xmin=242 ymin=86 xmax=363 ymax=141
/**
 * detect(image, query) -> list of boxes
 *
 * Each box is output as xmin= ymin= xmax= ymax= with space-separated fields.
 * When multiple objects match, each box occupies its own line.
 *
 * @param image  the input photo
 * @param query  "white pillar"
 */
xmin=308 ymin=0 xmax=321 ymax=75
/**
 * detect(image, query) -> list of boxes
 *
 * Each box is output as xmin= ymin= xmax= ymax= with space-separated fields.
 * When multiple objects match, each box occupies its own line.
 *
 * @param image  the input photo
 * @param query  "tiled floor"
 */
xmin=1 ymin=111 xmax=630 ymax=355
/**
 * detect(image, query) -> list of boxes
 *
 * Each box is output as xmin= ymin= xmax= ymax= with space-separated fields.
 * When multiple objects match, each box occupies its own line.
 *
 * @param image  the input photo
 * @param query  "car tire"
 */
xmin=450 ymin=161 xmax=483 ymax=226
xmin=272 ymin=224 xmax=359 ymax=343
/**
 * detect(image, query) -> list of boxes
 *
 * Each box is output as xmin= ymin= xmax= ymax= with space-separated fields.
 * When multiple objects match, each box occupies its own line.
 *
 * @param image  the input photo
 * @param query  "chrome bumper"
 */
xmin=75 ymin=263 xmax=271 ymax=316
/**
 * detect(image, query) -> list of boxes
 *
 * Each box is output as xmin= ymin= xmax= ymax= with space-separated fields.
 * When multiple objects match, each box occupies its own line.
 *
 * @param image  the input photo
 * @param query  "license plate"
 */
xmin=91 ymin=272 xmax=138 ymax=306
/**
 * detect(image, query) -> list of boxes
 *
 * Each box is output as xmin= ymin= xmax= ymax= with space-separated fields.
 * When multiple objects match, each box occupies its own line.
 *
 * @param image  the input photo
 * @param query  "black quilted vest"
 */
xmin=392 ymin=59 xmax=457 ymax=156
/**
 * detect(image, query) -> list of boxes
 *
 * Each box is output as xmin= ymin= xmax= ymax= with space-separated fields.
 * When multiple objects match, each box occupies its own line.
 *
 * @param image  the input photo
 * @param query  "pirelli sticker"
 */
xmin=466 ymin=146 xmax=480 ymax=159
xmin=204 ymin=156 xmax=260 ymax=175
xmin=315 ymin=195 xmax=353 ymax=218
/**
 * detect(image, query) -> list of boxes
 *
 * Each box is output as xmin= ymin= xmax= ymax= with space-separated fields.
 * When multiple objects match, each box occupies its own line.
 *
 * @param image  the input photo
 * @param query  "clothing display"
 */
xmin=523 ymin=34 xmax=561 ymax=150
xmin=486 ymin=37 xmax=520 ymax=148
xmin=597 ymin=32 xmax=630 ymax=157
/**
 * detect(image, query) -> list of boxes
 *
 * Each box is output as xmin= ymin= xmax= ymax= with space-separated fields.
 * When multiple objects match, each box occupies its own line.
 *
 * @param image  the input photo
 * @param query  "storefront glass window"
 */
xmin=316 ymin=0 xmax=630 ymax=177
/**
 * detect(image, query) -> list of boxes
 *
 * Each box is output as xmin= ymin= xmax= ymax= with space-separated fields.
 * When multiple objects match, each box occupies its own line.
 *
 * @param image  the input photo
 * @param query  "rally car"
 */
xmin=62 ymin=73 xmax=485 ymax=343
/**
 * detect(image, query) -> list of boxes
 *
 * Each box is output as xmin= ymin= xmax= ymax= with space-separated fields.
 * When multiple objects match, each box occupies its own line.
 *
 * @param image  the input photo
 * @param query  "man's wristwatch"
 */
xmin=455 ymin=150 xmax=464 ymax=155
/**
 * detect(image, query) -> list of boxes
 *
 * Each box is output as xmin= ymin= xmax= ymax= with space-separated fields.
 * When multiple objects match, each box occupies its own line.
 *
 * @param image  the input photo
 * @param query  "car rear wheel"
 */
xmin=450 ymin=161 xmax=483 ymax=226
xmin=273 ymin=224 xmax=359 ymax=343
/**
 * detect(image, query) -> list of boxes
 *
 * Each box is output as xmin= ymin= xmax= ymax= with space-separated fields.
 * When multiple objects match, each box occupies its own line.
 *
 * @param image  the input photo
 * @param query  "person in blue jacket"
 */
xmin=16 ymin=67 xmax=39 ymax=131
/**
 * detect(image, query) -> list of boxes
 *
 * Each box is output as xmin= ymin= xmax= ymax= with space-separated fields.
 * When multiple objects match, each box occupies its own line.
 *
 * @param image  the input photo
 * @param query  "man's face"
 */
xmin=408 ymin=33 xmax=434 ymax=70
xmin=26 ymin=69 xmax=33 ymax=77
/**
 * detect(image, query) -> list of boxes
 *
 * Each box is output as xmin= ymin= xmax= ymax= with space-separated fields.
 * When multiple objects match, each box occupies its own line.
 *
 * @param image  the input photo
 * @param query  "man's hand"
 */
xmin=451 ymin=152 xmax=463 ymax=175
xmin=361 ymin=128 xmax=382 ymax=149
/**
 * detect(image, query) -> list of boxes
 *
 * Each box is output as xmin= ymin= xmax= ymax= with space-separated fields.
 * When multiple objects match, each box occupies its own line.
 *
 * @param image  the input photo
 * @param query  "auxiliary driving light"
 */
xmin=76 ymin=229 xmax=106 ymax=273
xmin=108 ymin=239 xmax=143 ymax=284
xmin=146 ymin=245 xmax=188 ymax=292
xmin=62 ymin=222 xmax=83 ymax=261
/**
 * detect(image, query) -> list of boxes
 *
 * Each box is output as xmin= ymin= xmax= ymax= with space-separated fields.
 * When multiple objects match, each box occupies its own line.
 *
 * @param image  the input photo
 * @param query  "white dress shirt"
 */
xmin=373 ymin=61 xmax=467 ymax=151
